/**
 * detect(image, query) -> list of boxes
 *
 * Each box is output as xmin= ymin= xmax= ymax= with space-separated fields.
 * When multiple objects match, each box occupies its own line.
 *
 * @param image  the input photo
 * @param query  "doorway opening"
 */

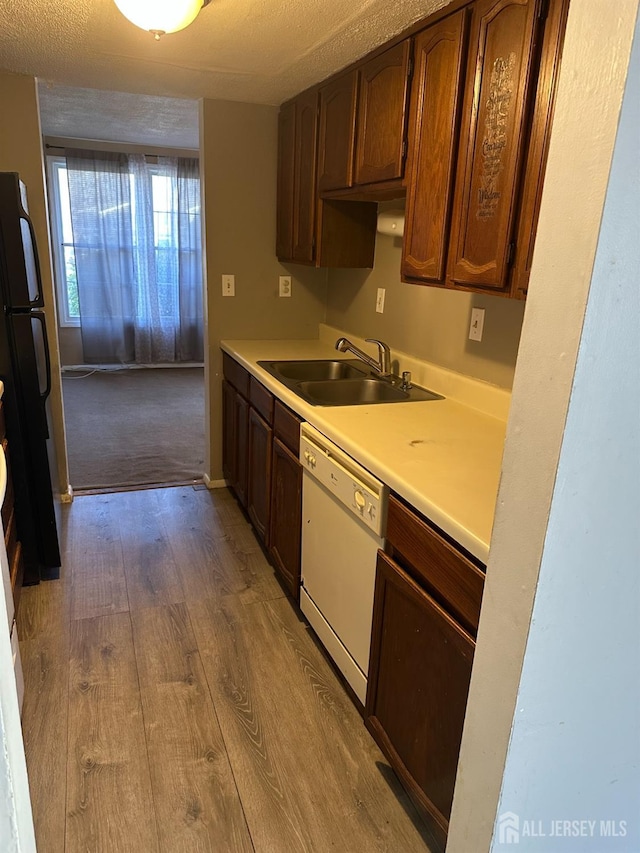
xmin=47 ymin=145 xmax=205 ymax=492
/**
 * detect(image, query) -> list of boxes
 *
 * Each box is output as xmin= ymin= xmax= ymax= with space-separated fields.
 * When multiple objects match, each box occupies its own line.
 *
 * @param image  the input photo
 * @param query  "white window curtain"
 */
xmin=65 ymin=149 xmax=203 ymax=364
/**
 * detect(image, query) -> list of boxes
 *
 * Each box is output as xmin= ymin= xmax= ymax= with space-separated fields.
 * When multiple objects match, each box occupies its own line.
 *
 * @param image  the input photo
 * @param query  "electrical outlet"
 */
xmin=376 ymin=288 xmax=386 ymax=314
xmin=279 ymin=275 xmax=292 ymax=297
xmin=469 ymin=307 xmax=485 ymax=341
xmin=222 ymin=274 xmax=235 ymax=297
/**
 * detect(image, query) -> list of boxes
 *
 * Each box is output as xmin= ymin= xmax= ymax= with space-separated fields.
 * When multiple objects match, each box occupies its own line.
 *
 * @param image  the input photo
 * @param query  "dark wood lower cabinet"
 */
xmin=222 ymin=360 xmax=303 ymax=603
xmin=222 ymin=380 xmax=249 ymax=508
xmin=221 ymin=380 xmax=235 ymax=485
xmin=269 ymin=438 xmax=302 ymax=600
xmin=247 ymin=408 xmax=272 ymax=544
xmin=366 ymin=550 xmax=475 ymax=845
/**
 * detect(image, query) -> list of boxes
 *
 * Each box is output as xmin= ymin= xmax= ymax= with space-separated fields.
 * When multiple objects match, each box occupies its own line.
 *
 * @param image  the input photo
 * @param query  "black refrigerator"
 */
xmin=0 ymin=171 xmax=61 ymax=584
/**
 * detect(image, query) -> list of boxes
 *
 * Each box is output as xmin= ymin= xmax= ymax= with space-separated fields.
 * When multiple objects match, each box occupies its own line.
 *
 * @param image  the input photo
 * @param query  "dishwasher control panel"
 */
xmin=300 ymin=423 xmax=387 ymax=537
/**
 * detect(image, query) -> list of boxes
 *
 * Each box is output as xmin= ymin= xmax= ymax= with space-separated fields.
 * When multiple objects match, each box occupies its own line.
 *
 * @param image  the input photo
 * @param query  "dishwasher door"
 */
xmin=299 ymin=425 xmax=386 ymax=704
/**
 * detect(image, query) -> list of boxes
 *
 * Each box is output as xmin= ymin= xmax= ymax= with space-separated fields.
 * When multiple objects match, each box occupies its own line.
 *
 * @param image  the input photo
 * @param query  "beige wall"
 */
xmin=326 ymin=204 xmax=526 ymax=390
xmin=58 ymin=327 xmax=83 ymax=366
xmin=0 ymin=72 xmax=69 ymax=493
xmin=200 ymin=99 xmax=327 ymax=480
xmin=447 ymin=0 xmax=640 ymax=849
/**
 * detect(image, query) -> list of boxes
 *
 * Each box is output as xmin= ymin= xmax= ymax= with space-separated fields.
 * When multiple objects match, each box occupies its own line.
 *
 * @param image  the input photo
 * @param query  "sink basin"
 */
xmin=257 ymin=357 xmax=443 ymax=406
xmin=258 ymin=359 xmax=368 ymax=381
xmin=298 ymin=378 xmax=443 ymax=406
xmin=298 ymin=378 xmax=410 ymax=405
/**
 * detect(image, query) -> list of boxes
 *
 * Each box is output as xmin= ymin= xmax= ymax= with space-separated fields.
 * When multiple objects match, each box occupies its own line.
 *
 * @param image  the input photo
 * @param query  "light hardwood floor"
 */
xmin=18 ymin=485 xmax=441 ymax=853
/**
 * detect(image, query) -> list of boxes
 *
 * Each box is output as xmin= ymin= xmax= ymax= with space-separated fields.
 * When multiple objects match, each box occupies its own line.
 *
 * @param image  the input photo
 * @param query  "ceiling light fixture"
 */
xmin=114 ymin=0 xmax=211 ymax=40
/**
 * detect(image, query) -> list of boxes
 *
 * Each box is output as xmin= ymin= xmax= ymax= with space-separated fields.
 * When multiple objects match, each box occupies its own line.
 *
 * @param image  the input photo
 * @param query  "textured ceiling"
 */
xmin=0 ymin=0 xmax=447 ymax=105
xmin=38 ymin=85 xmax=201 ymax=149
xmin=2 ymin=0 xmax=449 ymax=147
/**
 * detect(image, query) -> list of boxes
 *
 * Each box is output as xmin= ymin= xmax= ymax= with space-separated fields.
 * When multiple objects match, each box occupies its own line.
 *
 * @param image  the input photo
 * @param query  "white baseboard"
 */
xmin=203 ymin=474 xmax=228 ymax=490
xmin=62 ymin=363 xmax=204 ymax=372
xmin=60 ymin=485 xmax=74 ymax=504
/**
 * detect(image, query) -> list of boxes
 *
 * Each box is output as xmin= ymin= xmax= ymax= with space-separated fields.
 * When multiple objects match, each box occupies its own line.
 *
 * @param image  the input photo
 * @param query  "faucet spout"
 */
xmin=335 ymin=337 xmax=392 ymax=378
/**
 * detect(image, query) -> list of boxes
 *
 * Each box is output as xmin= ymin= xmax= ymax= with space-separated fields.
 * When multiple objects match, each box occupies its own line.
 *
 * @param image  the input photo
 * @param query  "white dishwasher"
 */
xmin=299 ymin=423 xmax=387 ymax=704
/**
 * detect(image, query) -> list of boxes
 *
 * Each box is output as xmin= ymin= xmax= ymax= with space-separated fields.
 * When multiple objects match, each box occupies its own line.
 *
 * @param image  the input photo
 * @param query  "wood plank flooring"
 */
xmin=17 ymin=486 xmax=441 ymax=853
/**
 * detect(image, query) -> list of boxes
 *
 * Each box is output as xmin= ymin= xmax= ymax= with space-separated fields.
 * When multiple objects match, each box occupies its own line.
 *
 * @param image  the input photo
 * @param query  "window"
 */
xmin=47 ymin=155 xmax=201 ymax=329
xmin=48 ymin=157 xmax=80 ymax=326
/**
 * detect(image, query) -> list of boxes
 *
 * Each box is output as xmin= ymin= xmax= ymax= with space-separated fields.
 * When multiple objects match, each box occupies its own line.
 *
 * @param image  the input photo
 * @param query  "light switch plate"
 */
xmin=222 ymin=274 xmax=235 ymax=296
xmin=376 ymin=288 xmax=386 ymax=314
xmin=469 ymin=307 xmax=485 ymax=341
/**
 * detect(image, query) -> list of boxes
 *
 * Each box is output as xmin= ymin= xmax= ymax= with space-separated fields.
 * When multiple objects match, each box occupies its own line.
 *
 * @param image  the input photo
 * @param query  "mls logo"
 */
xmin=498 ymin=812 xmax=520 ymax=844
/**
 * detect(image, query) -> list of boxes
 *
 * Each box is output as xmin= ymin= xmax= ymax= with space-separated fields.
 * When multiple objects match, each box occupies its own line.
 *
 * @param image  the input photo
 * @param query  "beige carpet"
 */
xmin=62 ymin=367 xmax=205 ymax=490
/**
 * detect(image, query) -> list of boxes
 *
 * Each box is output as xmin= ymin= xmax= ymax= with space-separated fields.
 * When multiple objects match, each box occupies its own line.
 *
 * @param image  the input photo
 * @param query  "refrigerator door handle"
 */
xmin=20 ymin=213 xmax=45 ymax=308
xmin=31 ymin=310 xmax=52 ymax=403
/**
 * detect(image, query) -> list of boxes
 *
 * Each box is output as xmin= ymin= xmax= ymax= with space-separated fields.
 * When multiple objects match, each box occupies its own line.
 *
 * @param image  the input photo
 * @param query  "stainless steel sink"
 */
xmin=260 ymin=359 xmax=368 ymax=382
xmin=257 ymin=358 xmax=443 ymax=407
xmin=298 ymin=378 xmax=442 ymax=406
xmin=298 ymin=378 xmax=409 ymax=405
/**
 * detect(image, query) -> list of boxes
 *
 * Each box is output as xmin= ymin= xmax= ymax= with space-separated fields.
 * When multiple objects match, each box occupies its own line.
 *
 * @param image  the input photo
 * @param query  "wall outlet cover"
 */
xmin=279 ymin=275 xmax=292 ymax=297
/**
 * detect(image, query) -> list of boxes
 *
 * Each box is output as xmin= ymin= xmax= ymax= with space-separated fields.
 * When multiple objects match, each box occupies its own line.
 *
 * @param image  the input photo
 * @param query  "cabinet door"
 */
xmin=402 ymin=11 xmax=470 ymax=283
xmin=221 ymin=380 xmax=236 ymax=485
xmin=247 ymin=408 xmax=272 ymax=544
xmin=235 ymin=393 xmax=249 ymax=508
xmin=510 ymin=0 xmax=570 ymax=297
xmin=354 ymin=40 xmax=412 ymax=186
xmin=448 ymin=0 xmax=543 ymax=292
xmin=276 ymin=101 xmax=296 ymax=260
xmin=366 ymin=551 xmax=475 ymax=841
xmin=317 ymin=71 xmax=358 ymax=193
xmin=292 ymin=89 xmax=319 ymax=264
xmin=269 ymin=438 xmax=302 ymax=600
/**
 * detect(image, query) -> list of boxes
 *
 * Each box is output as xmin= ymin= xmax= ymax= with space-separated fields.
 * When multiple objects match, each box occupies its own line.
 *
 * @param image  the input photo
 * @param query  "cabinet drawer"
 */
xmin=250 ymin=377 xmax=274 ymax=425
xmin=386 ymin=494 xmax=485 ymax=635
xmin=273 ymin=401 xmax=302 ymax=456
xmin=222 ymin=353 xmax=250 ymax=397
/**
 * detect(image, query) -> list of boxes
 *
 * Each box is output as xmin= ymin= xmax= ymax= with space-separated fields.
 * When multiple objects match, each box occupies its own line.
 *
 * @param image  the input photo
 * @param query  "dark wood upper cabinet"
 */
xmin=276 ymin=101 xmax=296 ymax=261
xmin=509 ymin=0 xmax=570 ymax=298
xmin=292 ymin=89 xmax=319 ymax=264
xmin=402 ymin=9 xmax=470 ymax=283
xmin=354 ymin=40 xmax=412 ymax=187
xmin=277 ymin=0 xmax=566 ymax=288
xmin=318 ymin=71 xmax=358 ymax=193
xmin=448 ymin=0 xmax=544 ymax=292
xmin=278 ymin=87 xmax=376 ymax=269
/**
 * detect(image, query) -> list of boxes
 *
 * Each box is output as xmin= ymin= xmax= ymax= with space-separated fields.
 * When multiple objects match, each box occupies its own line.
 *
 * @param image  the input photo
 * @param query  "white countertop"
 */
xmin=221 ymin=338 xmax=508 ymax=563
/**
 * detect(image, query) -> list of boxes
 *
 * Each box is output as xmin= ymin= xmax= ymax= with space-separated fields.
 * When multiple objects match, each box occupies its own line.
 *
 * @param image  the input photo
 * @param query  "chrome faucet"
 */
xmin=335 ymin=337 xmax=392 ymax=378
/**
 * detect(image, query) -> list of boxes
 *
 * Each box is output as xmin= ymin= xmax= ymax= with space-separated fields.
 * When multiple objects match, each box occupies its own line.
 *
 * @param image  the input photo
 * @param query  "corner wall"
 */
xmin=199 ymin=99 xmax=327 ymax=480
xmin=489 ymin=21 xmax=640 ymax=847
xmin=326 ymin=209 xmax=526 ymax=390
xmin=0 ymin=72 xmax=69 ymax=494
xmin=446 ymin=0 xmax=640 ymax=849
